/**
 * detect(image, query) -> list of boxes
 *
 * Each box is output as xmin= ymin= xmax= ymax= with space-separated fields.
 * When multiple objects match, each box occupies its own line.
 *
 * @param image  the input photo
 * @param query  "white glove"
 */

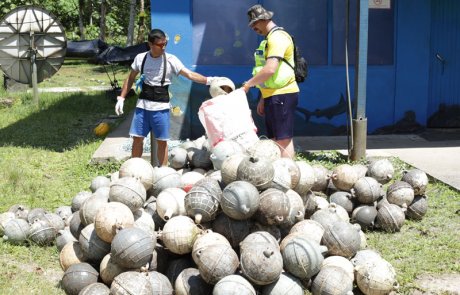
xmin=206 ymin=76 xmax=219 ymax=86
xmin=115 ymin=96 xmax=125 ymax=115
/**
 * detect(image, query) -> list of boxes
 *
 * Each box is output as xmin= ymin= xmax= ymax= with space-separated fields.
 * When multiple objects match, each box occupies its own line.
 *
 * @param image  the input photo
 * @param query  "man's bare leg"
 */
xmin=276 ymin=138 xmax=295 ymax=159
xmin=132 ymin=136 xmax=144 ymax=158
xmin=157 ymin=140 xmax=168 ymax=166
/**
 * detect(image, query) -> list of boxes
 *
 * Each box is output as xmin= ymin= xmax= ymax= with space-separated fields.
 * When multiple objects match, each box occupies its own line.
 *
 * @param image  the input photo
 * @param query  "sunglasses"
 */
xmin=151 ymin=41 xmax=167 ymax=48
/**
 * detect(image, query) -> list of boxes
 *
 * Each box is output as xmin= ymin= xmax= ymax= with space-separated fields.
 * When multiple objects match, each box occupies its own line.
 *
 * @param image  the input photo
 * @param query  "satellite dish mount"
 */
xmin=0 ymin=6 xmax=67 ymax=104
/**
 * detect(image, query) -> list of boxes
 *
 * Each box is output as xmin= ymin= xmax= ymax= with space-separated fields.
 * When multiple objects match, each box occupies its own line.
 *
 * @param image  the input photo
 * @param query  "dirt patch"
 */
xmin=0 ymin=255 xmax=63 ymax=287
xmin=413 ymin=273 xmax=460 ymax=294
xmin=0 ymin=98 xmax=14 ymax=108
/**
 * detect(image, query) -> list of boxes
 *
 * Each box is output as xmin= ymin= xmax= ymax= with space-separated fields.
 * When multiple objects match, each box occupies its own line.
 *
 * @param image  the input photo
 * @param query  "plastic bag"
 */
xmin=198 ymin=89 xmax=258 ymax=150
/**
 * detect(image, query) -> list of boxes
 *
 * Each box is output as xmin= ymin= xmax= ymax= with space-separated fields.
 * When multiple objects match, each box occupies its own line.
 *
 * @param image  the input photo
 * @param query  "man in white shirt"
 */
xmin=115 ymin=29 xmax=217 ymax=166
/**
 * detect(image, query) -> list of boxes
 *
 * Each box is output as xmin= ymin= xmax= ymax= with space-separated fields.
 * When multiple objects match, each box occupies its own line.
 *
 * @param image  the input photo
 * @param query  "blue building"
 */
xmin=150 ymin=0 xmax=460 ymax=139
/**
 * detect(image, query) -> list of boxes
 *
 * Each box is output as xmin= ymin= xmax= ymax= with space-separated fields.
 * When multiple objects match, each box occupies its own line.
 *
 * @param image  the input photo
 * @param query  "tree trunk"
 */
xmin=78 ymin=0 xmax=86 ymax=39
xmin=88 ymin=0 xmax=93 ymax=26
xmin=99 ymin=0 xmax=107 ymax=41
xmin=136 ymin=0 xmax=146 ymax=44
xmin=127 ymin=0 xmax=137 ymax=46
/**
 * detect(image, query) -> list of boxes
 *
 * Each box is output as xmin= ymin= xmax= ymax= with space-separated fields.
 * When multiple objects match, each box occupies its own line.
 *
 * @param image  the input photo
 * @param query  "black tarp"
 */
xmin=65 ymin=39 xmax=149 ymax=66
xmin=64 ymin=40 xmax=149 ymax=95
xmin=66 ymin=39 xmax=109 ymax=61
xmin=95 ymin=42 xmax=149 ymax=65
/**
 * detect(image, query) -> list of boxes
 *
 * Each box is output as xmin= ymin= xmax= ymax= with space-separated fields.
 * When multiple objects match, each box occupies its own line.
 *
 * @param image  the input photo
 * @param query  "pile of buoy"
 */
xmin=0 ymin=136 xmax=430 ymax=294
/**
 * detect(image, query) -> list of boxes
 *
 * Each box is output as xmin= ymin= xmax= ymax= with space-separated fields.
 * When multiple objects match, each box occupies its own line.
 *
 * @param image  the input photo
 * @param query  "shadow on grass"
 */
xmin=0 ymin=91 xmax=122 ymax=152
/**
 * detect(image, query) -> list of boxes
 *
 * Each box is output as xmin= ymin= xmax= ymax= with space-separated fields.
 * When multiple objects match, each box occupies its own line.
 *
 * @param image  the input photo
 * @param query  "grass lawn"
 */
xmin=0 ymin=61 xmax=459 ymax=294
xmin=40 ymin=59 xmax=129 ymax=88
xmin=0 ymin=62 xmax=132 ymax=293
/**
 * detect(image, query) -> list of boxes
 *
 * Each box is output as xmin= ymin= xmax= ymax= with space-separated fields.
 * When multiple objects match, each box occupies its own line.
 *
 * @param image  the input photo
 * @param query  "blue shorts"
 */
xmin=264 ymin=92 xmax=299 ymax=140
xmin=129 ymin=108 xmax=170 ymax=140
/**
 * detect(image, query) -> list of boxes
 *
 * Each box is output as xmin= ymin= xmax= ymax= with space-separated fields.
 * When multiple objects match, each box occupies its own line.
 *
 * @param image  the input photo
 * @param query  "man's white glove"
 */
xmin=115 ymin=96 xmax=125 ymax=115
xmin=206 ymin=76 xmax=219 ymax=86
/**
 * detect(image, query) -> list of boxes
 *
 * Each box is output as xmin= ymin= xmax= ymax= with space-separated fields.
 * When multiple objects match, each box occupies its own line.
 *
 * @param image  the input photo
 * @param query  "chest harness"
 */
xmin=137 ymin=52 xmax=170 ymax=103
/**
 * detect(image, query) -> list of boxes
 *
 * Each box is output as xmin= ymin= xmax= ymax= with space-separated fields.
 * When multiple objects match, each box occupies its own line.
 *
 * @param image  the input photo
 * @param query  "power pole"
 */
xmin=351 ymin=0 xmax=369 ymax=161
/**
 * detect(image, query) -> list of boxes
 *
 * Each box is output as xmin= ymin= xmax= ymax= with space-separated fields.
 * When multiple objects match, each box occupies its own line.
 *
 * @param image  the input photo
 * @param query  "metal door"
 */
xmin=428 ymin=0 xmax=460 ymax=127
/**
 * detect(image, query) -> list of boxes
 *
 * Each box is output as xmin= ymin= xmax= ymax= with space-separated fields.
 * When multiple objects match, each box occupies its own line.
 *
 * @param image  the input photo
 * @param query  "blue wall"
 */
xmin=394 ymin=0 xmax=431 ymax=127
xmin=151 ymin=0 xmax=434 ymax=139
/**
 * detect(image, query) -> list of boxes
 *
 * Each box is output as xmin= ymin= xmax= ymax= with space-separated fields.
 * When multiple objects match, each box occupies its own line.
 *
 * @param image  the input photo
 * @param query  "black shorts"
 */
xmin=264 ymin=92 xmax=299 ymax=140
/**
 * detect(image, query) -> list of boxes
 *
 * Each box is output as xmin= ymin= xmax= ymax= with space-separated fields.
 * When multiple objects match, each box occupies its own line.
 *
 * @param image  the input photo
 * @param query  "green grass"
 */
xmin=0 ymin=243 xmax=63 ymax=294
xmin=366 ymin=181 xmax=460 ymax=291
xmin=0 ymin=69 xmax=134 ymax=212
xmin=0 ymin=64 xmax=459 ymax=294
xmin=0 ymin=65 xmax=135 ymax=294
xmin=40 ymin=59 xmax=130 ymax=88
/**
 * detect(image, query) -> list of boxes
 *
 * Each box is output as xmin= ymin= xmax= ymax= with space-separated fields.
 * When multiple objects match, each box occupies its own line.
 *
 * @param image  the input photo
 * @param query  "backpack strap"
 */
xmin=281 ymin=37 xmax=296 ymax=71
xmin=267 ymin=26 xmax=283 ymax=37
xmin=265 ymin=27 xmax=295 ymax=70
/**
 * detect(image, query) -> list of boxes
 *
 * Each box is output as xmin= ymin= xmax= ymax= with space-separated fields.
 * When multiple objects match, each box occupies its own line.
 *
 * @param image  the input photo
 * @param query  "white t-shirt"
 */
xmin=131 ymin=51 xmax=185 ymax=111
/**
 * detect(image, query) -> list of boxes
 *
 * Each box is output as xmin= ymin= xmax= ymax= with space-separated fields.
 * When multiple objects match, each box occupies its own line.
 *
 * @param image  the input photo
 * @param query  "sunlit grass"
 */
xmin=296 ymin=151 xmax=460 ymax=293
xmin=40 ymin=59 xmax=130 ymax=88
xmin=0 ymin=242 xmax=64 ymax=295
xmin=366 ymin=181 xmax=460 ymax=292
xmin=0 ymin=84 xmax=126 ymax=294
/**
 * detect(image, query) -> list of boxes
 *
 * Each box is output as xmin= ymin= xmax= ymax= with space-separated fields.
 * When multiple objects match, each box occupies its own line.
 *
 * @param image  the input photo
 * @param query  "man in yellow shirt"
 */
xmin=242 ymin=4 xmax=299 ymax=159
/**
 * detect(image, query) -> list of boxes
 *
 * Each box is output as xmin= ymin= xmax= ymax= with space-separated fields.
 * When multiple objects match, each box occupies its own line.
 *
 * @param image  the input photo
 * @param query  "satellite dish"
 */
xmin=0 ymin=5 xmax=66 ymax=85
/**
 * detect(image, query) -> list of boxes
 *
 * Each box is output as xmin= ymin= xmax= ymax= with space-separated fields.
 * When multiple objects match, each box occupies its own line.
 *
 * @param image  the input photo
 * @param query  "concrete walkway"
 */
xmin=92 ymin=112 xmax=460 ymax=191
xmin=91 ymin=111 xmax=138 ymax=164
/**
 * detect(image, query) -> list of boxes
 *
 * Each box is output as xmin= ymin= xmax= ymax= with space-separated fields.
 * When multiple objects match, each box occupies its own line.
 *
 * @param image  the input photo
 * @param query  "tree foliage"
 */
xmin=0 ymin=0 xmax=150 ymax=46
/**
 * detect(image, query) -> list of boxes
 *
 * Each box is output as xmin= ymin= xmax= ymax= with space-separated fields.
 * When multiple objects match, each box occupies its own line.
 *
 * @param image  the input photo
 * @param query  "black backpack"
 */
xmin=270 ymin=27 xmax=308 ymax=83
